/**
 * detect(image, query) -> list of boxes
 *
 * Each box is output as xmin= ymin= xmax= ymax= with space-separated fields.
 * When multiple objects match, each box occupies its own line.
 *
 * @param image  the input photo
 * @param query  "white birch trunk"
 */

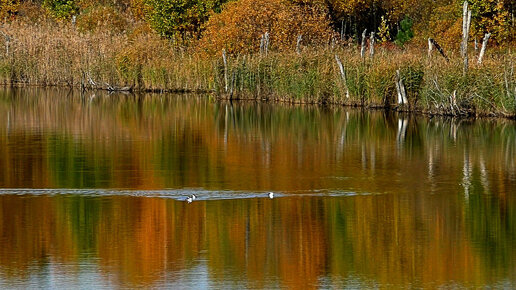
xmin=477 ymin=33 xmax=491 ymax=65
xmin=360 ymin=29 xmax=367 ymax=58
xmin=335 ymin=55 xmax=349 ymax=98
xmin=428 ymin=38 xmax=433 ymax=58
xmin=264 ymin=32 xmax=270 ymax=56
xmin=461 ymin=1 xmax=472 ymax=76
xmin=296 ymin=35 xmax=302 ymax=54
xmin=222 ymin=49 xmax=228 ymax=93
xmin=460 ymin=1 xmax=471 ymax=58
xmin=395 ymin=70 xmax=408 ymax=105
xmin=369 ymin=32 xmax=375 ymax=58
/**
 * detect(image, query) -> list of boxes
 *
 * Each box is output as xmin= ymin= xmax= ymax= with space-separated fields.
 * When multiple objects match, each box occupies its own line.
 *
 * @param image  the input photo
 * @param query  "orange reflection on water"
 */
xmin=0 ymin=88 xmax=514 ymax=195
xmin=0 ymin=194 xmax=514 ymax=288
xmin=0 ymin=88 xmax=514 ymax=288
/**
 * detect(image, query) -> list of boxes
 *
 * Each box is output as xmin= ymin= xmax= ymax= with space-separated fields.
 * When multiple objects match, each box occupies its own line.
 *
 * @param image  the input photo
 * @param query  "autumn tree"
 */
xmin=468 ymin=0 xmax=512 ymax=42
xmin=198 ymin=0 xmax=333 ymax=55
xmin=0 ymin=0 xmax=19 ymax=20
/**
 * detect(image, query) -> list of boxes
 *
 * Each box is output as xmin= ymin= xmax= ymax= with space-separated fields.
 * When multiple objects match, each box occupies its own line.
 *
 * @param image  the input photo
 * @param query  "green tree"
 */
xmin=394 ymin=17 xmax=414 ymax=46
xmin=43 ymin=0 xmax=78 ymax=19
xmin=145 ymin=0 xmax=228 ymax=41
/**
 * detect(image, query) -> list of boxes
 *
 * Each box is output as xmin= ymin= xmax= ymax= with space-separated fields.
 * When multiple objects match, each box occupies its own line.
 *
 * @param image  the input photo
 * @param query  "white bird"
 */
xmin=268 ymin=192 xmax=274 ymax=199
xmin=191 ymin=194 xmax=197 ymax=200
xmin=186 ymin=196 xmax=193 ymax=203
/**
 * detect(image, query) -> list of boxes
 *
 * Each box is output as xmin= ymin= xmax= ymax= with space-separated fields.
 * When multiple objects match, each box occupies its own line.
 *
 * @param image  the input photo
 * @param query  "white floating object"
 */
xmin=186 ymin=197 xmax=193 ymax=203
xmin=268 ymin=192 xmax=274 ymax=199
xmin=191 ymin=194 xmax=196 ymax=200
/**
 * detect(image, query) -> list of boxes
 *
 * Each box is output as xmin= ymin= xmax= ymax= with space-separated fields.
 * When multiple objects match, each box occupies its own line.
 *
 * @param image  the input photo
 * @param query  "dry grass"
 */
xmin=214 ymin=47 xmax=515 ymax=117
xmin=0 ymin=20 xmax=514 ymax=117
xmin=0 ymin=21 xmax=215 ymax=91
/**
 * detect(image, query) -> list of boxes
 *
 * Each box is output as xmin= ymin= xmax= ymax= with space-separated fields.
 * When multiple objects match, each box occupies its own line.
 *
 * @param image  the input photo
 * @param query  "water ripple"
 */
xmin=0 ymin=188 xmax=360 ymax=201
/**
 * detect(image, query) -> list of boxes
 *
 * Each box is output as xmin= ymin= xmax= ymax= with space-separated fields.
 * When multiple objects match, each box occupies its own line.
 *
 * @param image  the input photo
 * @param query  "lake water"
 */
xmin=0 ymin=88 xmax=514 ymax=288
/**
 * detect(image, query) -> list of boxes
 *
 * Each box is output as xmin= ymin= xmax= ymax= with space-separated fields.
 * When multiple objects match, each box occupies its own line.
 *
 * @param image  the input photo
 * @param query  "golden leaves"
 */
xmin=198 ymin=0 xmax=333 ymax=55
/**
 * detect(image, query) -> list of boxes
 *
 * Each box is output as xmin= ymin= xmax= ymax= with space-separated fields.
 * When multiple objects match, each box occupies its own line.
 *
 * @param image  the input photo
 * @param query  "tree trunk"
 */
xmin=360 ymin=29 xmax=367 ymax=58
xmin=335 ymin=55 xmax=349 ymax=98
xmin=296 ymin=35 xmax=302 ymax=54
xmin=477 ymin=33 xmax=491 ymax=65
xmin=369 ymin=32 xmax=375 ymax=58
xmin=222 ymin=49 xmax=228 ymax=93
xmin=461 ymin=1 xmax=472 ymax=76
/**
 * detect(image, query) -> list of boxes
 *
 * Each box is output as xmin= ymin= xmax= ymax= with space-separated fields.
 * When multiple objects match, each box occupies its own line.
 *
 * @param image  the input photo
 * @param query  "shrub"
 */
xmin=377 ymin=16 xmax=391 ymax=43
xmin=395 ymin=17 xmax=414 ymax=47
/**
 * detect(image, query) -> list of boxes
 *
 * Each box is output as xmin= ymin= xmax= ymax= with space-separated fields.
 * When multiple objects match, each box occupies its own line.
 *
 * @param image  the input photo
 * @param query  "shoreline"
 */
xmin=1 ymin=84 xmax=514 ymax=120
xmin=1 ymin=22 xmax=514 ymax=120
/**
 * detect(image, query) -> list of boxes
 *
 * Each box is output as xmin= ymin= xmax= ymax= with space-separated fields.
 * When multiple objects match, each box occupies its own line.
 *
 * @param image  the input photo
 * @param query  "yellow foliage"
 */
xmin=331 ymin=0 xmax=370 ymax=15
xmin=377 ymin=15 xmax=391 ymax=43
xmin=0 ymin=0 xmax=19 ymax=20
xmin=470 ymin=0 xmax=511 ymax=43
xmin=130 ymin=0 xmax=146 ymax=20
xmin=198 ymin=0 xmax=333 ymax=55
xmin=428 ymin=2 xmax=462 ymax=50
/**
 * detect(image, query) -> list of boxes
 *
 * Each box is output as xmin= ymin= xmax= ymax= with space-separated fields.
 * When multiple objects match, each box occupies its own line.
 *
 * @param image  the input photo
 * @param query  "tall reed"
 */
xmin=0 ymin=21 xmax=514 ymax=117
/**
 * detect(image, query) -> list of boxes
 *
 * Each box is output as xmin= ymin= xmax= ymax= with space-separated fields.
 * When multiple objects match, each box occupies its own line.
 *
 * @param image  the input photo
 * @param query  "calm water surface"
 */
xmin=0 ymin=88 xmax=515 ymax=288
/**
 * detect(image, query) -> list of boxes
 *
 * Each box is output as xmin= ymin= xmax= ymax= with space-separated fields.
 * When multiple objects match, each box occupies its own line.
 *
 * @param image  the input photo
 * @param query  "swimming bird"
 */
xmin=186 ymin=196 xmax=193 ymax=203
xmin=268 ymin=192 xmax=274 ymax=199
xmin=191 ymin=194 xmax=197 ymax=200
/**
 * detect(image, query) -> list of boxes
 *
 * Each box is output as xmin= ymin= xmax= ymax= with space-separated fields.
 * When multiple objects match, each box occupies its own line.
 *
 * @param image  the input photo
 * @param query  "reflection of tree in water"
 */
xmin=48 ymin=134 xmax=112 ymax=188
xmin=0 ymin=88 xmax=515 ymax=194
xmin=0 ymin=88 xmax=515 ymax=287
xmin=0 ymin=193 xmax=515 ymax=288
xmin=55 ymin=195 xmax=102 ymax=255
xmin=466 ymin=192 xmax=516 ymax=272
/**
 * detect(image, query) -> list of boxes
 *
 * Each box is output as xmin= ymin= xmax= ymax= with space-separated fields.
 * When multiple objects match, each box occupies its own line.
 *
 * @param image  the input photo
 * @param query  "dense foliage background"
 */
xmin=0 ymin=0 xmax=513 ymax=52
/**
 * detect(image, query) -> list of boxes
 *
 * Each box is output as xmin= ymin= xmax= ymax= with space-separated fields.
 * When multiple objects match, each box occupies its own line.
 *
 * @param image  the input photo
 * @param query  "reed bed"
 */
xmin=0 ymin=21 xmax=514 ymax=117
xmin=0 ymin=21 xmax=215 ymax=91
xmin=217 ymin=49 xmax=515 ymax=117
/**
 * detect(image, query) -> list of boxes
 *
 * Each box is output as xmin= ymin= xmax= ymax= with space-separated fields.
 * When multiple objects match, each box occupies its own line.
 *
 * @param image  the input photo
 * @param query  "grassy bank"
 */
xmin=0 ymin=21 xmax=515 ymax=117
